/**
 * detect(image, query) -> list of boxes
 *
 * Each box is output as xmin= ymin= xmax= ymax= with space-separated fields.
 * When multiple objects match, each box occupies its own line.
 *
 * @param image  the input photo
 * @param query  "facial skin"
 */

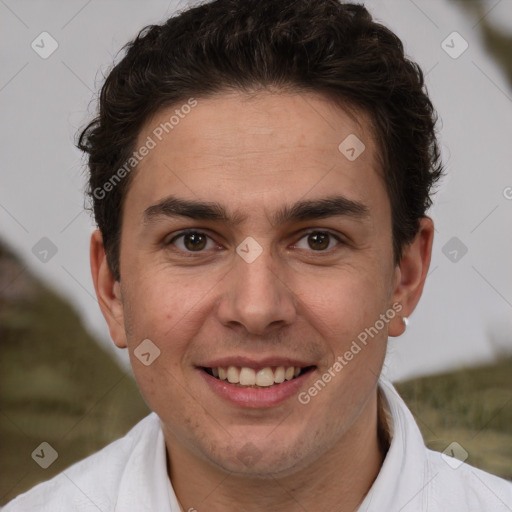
xmin=91 ymin=91 xmax=433 ymax=512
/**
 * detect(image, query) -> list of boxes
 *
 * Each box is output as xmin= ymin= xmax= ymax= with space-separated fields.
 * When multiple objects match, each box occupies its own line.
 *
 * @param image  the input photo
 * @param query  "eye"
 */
xmin=168 ymin=231 xmax=216 ymax=252
xmin=294 ymin=231 xmax=342 ymax=251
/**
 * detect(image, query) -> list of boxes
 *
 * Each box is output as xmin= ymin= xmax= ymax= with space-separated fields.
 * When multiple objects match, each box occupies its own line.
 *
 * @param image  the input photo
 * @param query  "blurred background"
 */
xmin=1 ymin=0 xmax=511 ymax=504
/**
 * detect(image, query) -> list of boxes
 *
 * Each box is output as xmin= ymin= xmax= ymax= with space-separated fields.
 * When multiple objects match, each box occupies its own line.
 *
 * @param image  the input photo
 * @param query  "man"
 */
xmin=5 ymin=0 xmax=511 ymax=510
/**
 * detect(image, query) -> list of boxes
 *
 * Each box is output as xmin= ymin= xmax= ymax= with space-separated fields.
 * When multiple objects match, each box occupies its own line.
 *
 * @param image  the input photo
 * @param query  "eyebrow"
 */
xmin=143 ymin=194 xmax=369 ymax=226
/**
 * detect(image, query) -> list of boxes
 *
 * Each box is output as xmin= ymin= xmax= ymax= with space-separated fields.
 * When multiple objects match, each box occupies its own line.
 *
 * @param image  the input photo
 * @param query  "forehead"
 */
xmin=125 ymin=91 xmax=386 ymax=220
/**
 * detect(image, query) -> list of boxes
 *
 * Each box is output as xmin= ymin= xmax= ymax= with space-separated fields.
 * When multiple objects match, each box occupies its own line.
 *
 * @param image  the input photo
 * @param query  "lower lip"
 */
xmin=198 ymin=368 xmax=314 ymax=408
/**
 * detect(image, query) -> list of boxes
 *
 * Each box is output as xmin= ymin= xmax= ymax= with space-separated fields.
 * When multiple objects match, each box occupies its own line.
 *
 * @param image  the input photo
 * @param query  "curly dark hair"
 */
xmin=77 ymin=0 xmax=443 ymax=282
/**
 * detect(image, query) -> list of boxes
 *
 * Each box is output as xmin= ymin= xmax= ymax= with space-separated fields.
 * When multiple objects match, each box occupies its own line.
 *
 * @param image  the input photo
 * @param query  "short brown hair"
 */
xmin=78 ymin=0 xmax=443 ymax=281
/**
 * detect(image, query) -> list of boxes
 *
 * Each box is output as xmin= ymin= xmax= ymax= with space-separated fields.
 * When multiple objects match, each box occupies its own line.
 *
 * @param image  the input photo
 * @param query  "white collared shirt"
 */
xmin=4 ymin=378 xmax=511 ymax=511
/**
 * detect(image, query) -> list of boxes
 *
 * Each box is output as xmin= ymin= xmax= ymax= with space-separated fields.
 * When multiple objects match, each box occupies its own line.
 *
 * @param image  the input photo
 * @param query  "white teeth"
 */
xmin=227 ymin=366 xmax=240 ymax=384
xmin=239 ymin=367 xmax=256 ymax=385
xmin=255 ymin=367 xmax=274 ymax=387
xmin=212 ymin=365 xmax=304 ymax=387
xmin=274 ymin=366 xmax=285 ymax=383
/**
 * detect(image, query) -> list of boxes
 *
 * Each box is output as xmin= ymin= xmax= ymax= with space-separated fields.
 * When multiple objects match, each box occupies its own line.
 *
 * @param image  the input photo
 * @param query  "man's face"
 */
xmin=115 ymin=91 xmax=398 ymax=475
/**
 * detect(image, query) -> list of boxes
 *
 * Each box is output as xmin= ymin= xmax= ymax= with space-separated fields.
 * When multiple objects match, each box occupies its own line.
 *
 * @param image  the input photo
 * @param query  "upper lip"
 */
xmin=197 ymin=356 xmax=315 ymax=369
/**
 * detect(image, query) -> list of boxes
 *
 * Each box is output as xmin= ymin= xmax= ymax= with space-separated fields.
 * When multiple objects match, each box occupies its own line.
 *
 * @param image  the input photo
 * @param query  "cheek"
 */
xmin=123 ymin=267 xmax=210 ymax=340
xmin=296 ymin=262 xmax=391 ymax=344
xmin=121 ymin=272 xmax=210 ymax=419
xmin=121 ymin=264 xmax=223 ymax=376
xmin=295 ymin=267 xmax=389 ymax=420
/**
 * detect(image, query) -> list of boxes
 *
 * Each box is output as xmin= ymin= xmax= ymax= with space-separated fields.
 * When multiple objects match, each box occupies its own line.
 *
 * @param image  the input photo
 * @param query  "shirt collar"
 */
xmin=356 ymin=377 xmax=432 ymax=511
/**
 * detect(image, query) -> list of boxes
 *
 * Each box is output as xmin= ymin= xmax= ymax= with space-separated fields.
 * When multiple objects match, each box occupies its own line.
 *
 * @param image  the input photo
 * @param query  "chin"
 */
xmin=204 ymin=436 xmax=313 ymax=478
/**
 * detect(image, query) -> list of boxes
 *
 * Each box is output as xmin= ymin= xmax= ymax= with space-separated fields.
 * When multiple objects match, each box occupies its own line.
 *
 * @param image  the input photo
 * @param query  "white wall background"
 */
xmin=1 ymin=0 xmax=511 ymax=381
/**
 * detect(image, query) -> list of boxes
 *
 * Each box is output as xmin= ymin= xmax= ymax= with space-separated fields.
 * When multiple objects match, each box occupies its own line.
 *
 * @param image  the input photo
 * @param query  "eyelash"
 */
xmin=166 ymin=229 xmax=345 ymax=254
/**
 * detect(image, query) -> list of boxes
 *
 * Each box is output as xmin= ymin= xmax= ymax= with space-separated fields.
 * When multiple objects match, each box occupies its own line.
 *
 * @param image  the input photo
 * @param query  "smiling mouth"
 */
xmin=201 ymin=365 xmax=315 ymax=388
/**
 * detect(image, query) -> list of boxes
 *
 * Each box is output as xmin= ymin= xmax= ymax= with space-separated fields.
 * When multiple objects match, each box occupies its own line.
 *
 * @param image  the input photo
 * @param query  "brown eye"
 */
xmin=294 ymin=231 xmax=342 ymax=252
xmin=183 ymin=232 xmax=207 ymax=251
xmin=169 ymin=231 xmax=213 ymax=252
xmin=307 ymin=232 xmax=330 ymax=250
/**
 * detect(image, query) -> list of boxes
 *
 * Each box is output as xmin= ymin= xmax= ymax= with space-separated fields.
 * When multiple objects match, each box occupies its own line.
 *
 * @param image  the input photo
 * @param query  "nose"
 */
xmin=216 ymin=247 xmax=297 ymax=336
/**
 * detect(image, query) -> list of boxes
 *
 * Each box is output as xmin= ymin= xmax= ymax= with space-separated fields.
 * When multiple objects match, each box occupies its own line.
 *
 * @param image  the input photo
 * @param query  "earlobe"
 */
xmin=90 ymin=229 xmax=128 ymax=348
xmin=388 ymin=217 xmax=434 ymax=337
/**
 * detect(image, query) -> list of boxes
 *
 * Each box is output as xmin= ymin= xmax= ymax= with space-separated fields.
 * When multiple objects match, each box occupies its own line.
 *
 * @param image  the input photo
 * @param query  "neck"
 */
xmin=166 ymin=391 xmax=388 ymax=512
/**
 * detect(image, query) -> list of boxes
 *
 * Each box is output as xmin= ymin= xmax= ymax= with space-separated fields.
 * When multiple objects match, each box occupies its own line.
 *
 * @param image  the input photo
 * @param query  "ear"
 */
xmin=388 ymin=217 xmax=434 ymax=337
xmin=90 ymin=229 xmax=128 ymax=348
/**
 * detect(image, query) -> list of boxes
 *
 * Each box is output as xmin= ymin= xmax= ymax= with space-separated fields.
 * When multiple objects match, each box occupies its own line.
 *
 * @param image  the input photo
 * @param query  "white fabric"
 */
xmin=4 ymin=378 xmax=511 ymax=511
